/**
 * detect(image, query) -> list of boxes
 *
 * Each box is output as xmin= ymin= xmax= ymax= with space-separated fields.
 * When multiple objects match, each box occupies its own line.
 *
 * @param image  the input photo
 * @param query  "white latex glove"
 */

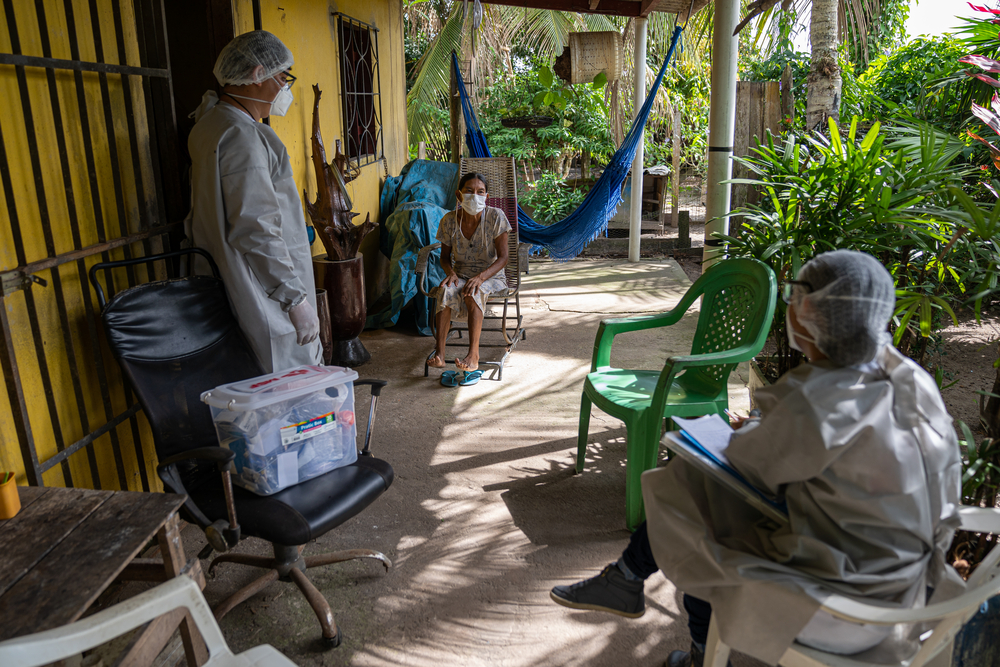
xmin=288 ymin=299 xmax=320 ymax=346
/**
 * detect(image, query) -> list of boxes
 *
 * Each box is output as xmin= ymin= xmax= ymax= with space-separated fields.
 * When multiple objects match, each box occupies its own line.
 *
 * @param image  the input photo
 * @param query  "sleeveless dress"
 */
xmin=434 ymin=206 xmax=512 ymax=322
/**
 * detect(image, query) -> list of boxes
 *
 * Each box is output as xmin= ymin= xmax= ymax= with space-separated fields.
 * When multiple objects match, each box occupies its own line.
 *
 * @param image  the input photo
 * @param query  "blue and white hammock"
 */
xmin=452 ymin=24 xmax=683 ymax=260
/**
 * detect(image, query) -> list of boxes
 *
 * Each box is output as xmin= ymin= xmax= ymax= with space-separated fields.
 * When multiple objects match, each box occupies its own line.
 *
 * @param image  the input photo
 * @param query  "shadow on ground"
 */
xmin=167 ymin=259 xmax=762 ymax=667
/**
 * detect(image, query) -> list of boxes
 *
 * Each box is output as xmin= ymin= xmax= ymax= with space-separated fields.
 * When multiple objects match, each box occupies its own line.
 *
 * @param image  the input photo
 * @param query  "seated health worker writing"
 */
xmin=426 ymin=172 xmax=511 ymax=386
xmin=550 ymin=250 xmax=964 ymax=666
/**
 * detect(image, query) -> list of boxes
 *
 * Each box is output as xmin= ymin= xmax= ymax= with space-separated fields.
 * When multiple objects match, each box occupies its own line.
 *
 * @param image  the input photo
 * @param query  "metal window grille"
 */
xmin=0 ymin=0 xmax=181 ymax=490
xmin=334 ymin=13 xmax=384 ymax=168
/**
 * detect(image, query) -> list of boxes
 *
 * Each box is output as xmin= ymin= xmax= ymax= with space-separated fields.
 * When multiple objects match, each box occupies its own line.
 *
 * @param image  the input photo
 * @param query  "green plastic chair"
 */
xmin=576 ymin=258 xmax=777 ymax=530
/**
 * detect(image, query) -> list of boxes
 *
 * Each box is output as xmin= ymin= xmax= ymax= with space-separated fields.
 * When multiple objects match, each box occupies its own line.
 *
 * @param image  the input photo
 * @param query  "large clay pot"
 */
xmin=313 ymin=255 xmax=370 ymax=367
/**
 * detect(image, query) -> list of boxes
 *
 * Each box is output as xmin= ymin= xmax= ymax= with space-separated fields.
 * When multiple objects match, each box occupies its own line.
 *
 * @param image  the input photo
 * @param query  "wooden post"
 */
xmin=672 ymin=108 xmax=681 ymax=228
xmin=449 ymin=54 xmax=464 ymax=164
xmin=418 ymin=141 xmax=427 ymax=159
xmin=781 ymin=63 xmax=795 ymax=124
xmin=732 ymin=81 xmax=781 ymax=215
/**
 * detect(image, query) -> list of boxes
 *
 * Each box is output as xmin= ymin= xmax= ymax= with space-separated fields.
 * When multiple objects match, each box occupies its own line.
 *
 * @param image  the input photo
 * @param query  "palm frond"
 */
xmin=406 ymin=4 xmax=466 ymax=144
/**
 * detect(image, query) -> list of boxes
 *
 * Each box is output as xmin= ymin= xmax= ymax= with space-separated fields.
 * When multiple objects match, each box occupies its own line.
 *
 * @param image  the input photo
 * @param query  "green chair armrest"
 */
xmin=647 ymin=345 xmax=762 ymax=418
xmin=664 ymin=344 xmax=763 ymax=369
xmin=591 ymin=295 xmax=699 ymax=371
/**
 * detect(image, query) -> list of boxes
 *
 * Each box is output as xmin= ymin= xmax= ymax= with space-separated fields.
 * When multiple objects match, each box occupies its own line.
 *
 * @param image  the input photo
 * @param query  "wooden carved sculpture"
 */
xmin=305 ymin=85 xmax=377 ymax=261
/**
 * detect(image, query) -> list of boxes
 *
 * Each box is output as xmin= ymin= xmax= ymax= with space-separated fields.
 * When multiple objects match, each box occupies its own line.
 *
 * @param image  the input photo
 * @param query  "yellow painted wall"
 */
xmin=0 ymin=0 xmax=407 ymax=490
xmin=0 ymin=0 xmax=162 ymax=491
xmin=233 ymin=0 xmax=407 ymax=298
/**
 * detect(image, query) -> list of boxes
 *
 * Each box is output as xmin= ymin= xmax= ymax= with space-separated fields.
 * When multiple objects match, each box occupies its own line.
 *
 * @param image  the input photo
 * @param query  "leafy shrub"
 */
xmin=520 ymin=171 xmax=588 ymax=225
xmin=479 ymin=62 xmax=614 ymax=177
xmin=857 ymin=36 xmax=969 ymax=129
xmin=723 ymin=118 xmax=979 ymax=376
xmin=644 ymin=61 xmax=711 ymax=175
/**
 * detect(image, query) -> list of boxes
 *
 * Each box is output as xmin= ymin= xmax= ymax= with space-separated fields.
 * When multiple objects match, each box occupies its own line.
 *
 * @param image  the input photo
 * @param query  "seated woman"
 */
xmin=427 ymin=172 xmax=511 ymax=385
xmin=550 ymin=250 xmax=964 ymax=666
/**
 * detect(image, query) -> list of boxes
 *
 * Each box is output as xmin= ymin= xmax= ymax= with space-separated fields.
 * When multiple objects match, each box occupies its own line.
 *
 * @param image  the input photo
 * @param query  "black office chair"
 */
xmin=89 ymin=248 xmax=394 ymax=647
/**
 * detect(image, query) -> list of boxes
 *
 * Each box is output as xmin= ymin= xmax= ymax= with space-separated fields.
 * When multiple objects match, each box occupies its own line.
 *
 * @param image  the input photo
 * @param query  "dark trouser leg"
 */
xmin=618 ymin=522 xmax=713 ymax=647
xmin=620 ymin=521 xmax=659 ymax=580
xmin=683 ymin=594 xmax=713 ymax=647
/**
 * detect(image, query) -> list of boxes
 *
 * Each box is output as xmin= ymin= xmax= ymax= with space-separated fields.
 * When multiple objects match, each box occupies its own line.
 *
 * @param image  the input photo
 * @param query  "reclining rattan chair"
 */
xmin=89 ymin=248 xmax=393 ymax=647
xmin=415 ymin=156 xmax=528 ymax=381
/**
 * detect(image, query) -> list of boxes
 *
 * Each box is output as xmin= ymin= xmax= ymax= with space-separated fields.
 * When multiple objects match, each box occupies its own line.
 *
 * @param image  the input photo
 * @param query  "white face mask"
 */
xmin=227 ymin=75 xmax=293 ymax=117
xmin=786 ymin=307 xmax=816 ymax=353
xmin=268 ymin=80 xmax=294 ymax=117
xmin=460 ymin=193 xmax=487 ymax=215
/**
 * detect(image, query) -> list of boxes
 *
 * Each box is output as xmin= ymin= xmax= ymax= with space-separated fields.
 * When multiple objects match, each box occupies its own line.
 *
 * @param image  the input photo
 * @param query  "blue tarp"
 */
xmin=366 ymin=159 xmax=459 ymax=335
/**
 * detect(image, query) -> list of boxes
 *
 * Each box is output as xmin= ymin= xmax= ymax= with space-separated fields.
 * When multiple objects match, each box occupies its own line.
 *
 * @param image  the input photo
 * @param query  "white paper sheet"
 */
xmin=276 ymin=451 xmax=299 ymax=489
xmin=671 ymin=414 xmax=734 ymax=464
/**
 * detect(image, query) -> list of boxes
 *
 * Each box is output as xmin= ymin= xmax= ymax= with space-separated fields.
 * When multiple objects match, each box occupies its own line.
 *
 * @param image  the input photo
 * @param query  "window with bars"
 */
xmin=334 ymin=13 xmax=383 ymax=167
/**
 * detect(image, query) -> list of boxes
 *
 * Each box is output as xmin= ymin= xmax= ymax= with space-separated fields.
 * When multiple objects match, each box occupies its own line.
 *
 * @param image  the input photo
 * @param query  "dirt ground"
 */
xmin=926 ymin=313 xmax=1000 ymax=435
xmin=122 ymin=259 xmax=768 ymax=667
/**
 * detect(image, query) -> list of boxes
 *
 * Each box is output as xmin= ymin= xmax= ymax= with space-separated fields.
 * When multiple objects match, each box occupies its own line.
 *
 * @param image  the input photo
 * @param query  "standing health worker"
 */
xmin=186 ymin=31 xmax=322 ymax=373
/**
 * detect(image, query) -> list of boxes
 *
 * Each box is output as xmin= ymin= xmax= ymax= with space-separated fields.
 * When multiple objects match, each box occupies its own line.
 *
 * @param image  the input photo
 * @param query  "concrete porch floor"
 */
xmin=185 ymin=258 xmax=759 ymax=667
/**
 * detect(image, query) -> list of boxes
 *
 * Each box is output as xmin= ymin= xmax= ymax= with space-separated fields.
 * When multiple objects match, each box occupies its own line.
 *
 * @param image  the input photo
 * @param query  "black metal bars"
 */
xmin=334 ymin=12 xmax=385 ymax=169
xmin=0 ymin=0 xmax=180 ymax=490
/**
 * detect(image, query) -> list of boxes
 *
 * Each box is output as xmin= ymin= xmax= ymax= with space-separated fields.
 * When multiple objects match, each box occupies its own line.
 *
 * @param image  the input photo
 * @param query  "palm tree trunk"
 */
xmin=806 ymin=0 xmax=841 ymax=132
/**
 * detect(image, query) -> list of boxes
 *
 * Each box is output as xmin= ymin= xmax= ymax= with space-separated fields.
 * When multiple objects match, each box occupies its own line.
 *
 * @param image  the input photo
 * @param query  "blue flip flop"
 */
xmin=440 ymin=371 xmax=460 ymax=387
xmin=459 ymin=370 xmax=484 ymax=386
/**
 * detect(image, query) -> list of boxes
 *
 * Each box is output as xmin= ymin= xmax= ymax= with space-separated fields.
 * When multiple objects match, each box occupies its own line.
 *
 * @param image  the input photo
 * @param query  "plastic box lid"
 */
xmin=201 ymin=365 xmax=359 ymax=412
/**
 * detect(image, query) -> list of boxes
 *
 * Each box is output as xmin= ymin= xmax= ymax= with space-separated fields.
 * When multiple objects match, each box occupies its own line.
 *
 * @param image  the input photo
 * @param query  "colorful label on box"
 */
xmin=280 ymin=411 xmax=337 ymax=447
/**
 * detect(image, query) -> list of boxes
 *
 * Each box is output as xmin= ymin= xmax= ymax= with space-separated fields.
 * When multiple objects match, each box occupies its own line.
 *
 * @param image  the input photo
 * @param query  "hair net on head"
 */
xmin=788 ymin=250 xmax=895 ymax=367
xmin=213 ymin=31 xmax=293 ymax=87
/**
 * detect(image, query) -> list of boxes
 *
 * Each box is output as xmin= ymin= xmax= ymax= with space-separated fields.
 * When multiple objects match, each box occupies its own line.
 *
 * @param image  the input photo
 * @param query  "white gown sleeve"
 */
xmin=219 ymin=129 xmax=307 ymax=309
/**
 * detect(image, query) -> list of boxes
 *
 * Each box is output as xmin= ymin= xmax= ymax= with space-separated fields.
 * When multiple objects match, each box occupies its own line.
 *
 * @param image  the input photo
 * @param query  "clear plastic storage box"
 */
xmin=201 ymin=365 xmax=359 ymax=495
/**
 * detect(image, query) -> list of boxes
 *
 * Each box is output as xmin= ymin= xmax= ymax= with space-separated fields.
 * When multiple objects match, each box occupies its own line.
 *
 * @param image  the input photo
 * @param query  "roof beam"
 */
xmin=590 ymin=0 xmax=602 ymax=9
xmin=481 ymin=0 xmax=644 ymax=16
xmin=638 ymin=0 xmax=657 ymax=16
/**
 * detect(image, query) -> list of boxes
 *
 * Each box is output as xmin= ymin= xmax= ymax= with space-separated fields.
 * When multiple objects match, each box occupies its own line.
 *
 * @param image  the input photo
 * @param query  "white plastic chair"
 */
xmin=0 ymin=576 xmax=297 ymax=667
xmin=703 ymin=506 xmax=1000 ymax=667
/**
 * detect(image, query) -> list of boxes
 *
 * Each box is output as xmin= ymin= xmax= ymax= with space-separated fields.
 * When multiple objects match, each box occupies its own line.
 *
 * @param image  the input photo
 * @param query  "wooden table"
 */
xmin=0 ymin=486 xmax=207 ymax=665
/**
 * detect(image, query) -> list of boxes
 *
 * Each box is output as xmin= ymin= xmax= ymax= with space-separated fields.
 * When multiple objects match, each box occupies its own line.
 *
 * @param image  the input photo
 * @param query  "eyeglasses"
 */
xmin=281 ymin=71 xmax=297 ymax=89
xmin=781 ymin=279 xmax=813 ymax=304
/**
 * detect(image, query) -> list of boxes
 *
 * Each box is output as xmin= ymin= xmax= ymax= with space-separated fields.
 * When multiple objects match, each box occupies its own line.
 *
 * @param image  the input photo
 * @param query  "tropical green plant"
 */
xmin=950 ymin=420 xmax=1000 ymax=576
xmin=855 ymin=36 xmax=968 ymax=129
xmin=722 ymin=118 xmax=976 ymax=377
xmin=520 ymin=171 xmax=588 ymax=224
xmin=478 ymin=62 xmax=614 ymax=179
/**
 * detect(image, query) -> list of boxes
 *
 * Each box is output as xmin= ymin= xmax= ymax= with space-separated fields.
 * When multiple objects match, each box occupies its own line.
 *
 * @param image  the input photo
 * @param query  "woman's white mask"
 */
xmin=462 ymin=192 xmax=486 ymax=215
xmin=461 ymin=193 xmax=487 ymax=215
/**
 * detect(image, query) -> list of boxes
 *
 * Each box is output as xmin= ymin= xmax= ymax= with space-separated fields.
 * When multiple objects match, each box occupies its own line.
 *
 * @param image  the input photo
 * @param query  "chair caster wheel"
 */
xmin=322 ymin=627 xmax=343 ymax=648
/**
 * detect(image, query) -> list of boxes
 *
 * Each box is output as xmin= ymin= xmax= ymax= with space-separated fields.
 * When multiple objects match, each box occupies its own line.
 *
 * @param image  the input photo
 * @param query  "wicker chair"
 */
xmin=415 ymin=157 xmax=529 ymax=380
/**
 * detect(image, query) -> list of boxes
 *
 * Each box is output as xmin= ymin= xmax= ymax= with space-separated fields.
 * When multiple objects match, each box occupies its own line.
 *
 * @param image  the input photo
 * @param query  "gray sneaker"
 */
xmin=549 ymin=563 xmax=645 ymax=618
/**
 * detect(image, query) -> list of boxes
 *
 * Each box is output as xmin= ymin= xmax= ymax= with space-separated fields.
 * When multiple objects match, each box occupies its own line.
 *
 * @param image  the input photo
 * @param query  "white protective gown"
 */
xmin=642 ymin=345 xmax=965 ymax=664
xmin=185 ymin=91 xmax=322 ymax=373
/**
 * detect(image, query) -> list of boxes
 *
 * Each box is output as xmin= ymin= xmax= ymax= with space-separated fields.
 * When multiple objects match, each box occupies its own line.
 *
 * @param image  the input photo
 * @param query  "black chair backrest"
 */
xmin=92 ymin=251 xmax=263 ymax=460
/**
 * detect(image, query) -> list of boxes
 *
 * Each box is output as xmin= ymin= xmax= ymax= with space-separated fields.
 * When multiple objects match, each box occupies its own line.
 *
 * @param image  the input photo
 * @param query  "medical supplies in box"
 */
xmin=201 ymin=365 xmax=359 ymax=495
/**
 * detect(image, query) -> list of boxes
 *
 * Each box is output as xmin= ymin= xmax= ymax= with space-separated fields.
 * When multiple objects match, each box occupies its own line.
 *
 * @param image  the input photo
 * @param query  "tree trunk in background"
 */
xmin=806 ymin=0 xmax=840 ymax=132
xmin=982 ymin=342 xmax=1000 ymax=437
xmin=581 ymin=150 xmax=591 ymax=180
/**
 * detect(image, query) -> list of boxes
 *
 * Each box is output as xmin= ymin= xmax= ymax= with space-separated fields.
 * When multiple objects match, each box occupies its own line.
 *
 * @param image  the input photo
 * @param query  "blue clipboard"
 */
xmin=662 ymin=431 xmax=789 ymax=524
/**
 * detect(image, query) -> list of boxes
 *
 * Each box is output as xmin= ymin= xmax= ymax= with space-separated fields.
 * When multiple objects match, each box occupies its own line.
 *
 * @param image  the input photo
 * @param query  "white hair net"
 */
xmin=213 ymin=31 xmax=293 ymax=87
xmin=789 ymin=250 xmax=895 ymax=367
